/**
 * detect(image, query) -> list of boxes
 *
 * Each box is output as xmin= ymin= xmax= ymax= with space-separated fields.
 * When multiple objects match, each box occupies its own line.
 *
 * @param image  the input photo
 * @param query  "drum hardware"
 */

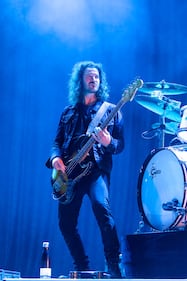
xmin=162 ymin=199 xmax=187 ymax=223
xmin=152 ymin=121 xmax=179 ymax=135
xmin=138 ymin=80 xmax=187 ymax=95
xmin=136 ymin=219 xmax=152 ymax=233
xmin=162 ymin=198 xmax=185 ymax=214
xmin=142 ymin=116 xmax=173 ymax=147
xmin=135 ymin=85 xmax=182 ymax=147
xmin=142 ymin=118 xmax=179 ymax=147
xmin=162 ymin=204 xmax=186 ymax=216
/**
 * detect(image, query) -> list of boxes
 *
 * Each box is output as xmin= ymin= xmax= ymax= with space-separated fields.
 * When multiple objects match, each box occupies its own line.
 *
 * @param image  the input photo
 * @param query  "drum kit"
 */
xmin=135 ymin=80 xmax=187 ymax=232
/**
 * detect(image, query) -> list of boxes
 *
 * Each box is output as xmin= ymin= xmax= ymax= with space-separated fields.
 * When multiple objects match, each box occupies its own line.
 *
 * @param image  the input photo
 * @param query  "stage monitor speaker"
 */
xmin=122 ymin=231 xmax=187 ymax=278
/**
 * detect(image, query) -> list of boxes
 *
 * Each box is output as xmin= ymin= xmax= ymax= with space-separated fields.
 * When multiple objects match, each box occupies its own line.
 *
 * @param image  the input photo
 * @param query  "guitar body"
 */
xmin=51 ymin=158 xmax=94 ymax=204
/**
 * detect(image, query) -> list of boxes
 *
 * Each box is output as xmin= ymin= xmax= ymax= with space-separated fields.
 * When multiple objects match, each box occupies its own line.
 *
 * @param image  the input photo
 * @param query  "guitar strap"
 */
xmin=86 ymin=101 xmax=111 ymax=136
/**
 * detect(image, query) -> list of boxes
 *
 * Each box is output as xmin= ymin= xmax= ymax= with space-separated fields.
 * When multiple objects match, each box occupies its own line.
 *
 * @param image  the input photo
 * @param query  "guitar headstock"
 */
xmin=122 ymin=78 xmax=143 ymax=102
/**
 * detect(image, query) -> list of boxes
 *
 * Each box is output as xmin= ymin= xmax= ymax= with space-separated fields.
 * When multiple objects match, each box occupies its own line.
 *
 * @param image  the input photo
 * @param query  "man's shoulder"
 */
xmin=62 ymin=104 xmax=77 ymax=114
xmin=59 ymin=105 xmax=78 ymax=123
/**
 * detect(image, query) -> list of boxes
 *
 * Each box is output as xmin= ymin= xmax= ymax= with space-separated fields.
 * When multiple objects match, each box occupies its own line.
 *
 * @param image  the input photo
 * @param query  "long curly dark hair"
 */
xmin=68 ymin=61 xmax=109 ymax=105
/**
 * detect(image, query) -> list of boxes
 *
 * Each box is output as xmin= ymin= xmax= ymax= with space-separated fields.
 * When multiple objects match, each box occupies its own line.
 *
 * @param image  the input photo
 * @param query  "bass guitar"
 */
xmin=51 ymin=78 xmax=143 ymax=204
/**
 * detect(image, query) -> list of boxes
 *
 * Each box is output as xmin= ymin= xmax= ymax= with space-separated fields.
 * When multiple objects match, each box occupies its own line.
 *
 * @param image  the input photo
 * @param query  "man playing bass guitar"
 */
xmin=46 ymin=61 xmax=125 ymax=278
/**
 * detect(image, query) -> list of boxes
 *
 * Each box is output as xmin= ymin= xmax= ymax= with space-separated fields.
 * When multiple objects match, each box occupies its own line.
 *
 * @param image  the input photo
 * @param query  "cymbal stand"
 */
xmin=158 ymin=116 xmax=166 ymax=147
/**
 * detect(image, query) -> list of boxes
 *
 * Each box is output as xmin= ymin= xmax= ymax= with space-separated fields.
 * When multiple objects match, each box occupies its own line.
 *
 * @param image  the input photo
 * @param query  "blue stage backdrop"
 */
xmin=1 ymin=0 xmax=187 ymax=277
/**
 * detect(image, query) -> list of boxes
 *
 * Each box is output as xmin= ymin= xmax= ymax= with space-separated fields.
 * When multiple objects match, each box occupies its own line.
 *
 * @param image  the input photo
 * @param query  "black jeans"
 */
xmin=58 ymin=171 xmax=120 ymax=271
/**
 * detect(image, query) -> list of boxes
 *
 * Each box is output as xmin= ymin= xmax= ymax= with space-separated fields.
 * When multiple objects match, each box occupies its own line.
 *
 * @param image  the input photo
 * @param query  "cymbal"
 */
xmin=139 ymin=80 xmax=187 ymax=95
xmin=135 ymin=93 xmax=181 ymax=122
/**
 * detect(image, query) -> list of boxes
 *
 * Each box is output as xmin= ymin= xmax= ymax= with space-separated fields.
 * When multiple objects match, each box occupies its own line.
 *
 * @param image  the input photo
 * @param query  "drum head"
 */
xmin=138 ymin=148 xmax=185 ymax=231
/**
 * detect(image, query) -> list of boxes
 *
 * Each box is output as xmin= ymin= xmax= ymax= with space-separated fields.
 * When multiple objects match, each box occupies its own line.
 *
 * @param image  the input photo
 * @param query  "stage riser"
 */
xmin=123 ymin=231 xmax=187 ymax=278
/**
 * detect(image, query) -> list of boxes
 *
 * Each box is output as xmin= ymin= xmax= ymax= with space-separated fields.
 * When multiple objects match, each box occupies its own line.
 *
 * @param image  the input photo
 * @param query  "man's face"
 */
xmin=82 ymin=67 xmax=100 ymax=95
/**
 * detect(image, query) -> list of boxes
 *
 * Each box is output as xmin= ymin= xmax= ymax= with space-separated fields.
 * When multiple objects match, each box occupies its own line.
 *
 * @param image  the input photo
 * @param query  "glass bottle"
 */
xmin=40 ymin=241 xmax=51 ymax=278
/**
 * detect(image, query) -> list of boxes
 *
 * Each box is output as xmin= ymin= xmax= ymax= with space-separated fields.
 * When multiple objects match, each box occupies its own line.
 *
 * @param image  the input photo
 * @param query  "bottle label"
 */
xmin=40 ymin=268 xmax=51 ymax=278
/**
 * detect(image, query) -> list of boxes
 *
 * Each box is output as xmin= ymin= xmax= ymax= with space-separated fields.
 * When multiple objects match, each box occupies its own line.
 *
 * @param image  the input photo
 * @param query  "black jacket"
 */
xmin=46 ymin=101 xmax=125 ymax=175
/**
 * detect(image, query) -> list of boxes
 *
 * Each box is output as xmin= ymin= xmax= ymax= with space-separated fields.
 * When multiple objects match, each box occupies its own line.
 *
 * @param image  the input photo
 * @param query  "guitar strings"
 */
xmin=66 ymin=137 xmax=95 ymax=176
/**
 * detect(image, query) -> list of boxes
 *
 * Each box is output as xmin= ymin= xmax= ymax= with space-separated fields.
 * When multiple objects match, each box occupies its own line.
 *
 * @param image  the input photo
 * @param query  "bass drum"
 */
xmin=137 ymin=145 xmax=187 ymax=231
